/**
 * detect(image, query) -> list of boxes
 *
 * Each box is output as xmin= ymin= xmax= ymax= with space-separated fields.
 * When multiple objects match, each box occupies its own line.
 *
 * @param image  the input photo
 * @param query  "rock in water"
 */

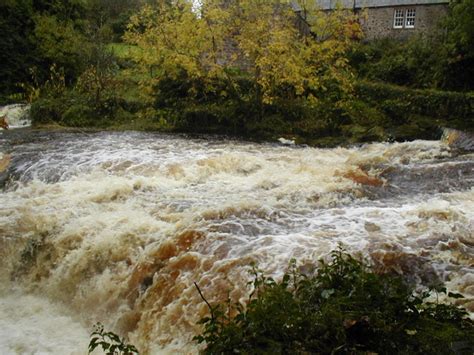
xmin=442 ymin=128 xmax=474 ymax=151
xmin=343 ymin=167 xmax=384 ymax=187
xmin=0 ymin=154 xmax=10 ymax=172
xmin=278 ymin=137 xmax=295 ymax=145
xmin=0 ymin=115 xmax=8 ymax=130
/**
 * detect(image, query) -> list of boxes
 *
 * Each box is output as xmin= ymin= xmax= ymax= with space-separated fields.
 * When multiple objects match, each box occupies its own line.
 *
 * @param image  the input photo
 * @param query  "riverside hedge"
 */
xmin=30 ymin=77 xmax=474 ymax=145
xmin=355 ymin=81 xmax=474 ymax=134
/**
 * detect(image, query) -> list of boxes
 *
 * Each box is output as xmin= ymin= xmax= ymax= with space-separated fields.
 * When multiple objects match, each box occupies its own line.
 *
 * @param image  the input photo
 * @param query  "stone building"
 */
xmin=306 ymin=0 xmax=450 ymax=40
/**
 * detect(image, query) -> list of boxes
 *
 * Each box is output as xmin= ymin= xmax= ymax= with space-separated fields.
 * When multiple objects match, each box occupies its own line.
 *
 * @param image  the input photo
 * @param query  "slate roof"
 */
xmin=293 ymin=0 xmax=449 ymax=10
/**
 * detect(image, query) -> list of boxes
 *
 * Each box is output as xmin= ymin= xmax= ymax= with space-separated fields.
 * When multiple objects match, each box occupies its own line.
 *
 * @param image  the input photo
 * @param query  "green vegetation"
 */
xmin=0 ymin=0 xmax=142 ymax=104
xmin=1 ymin=0 xmax=473 ymax=140
xmin=0 ymin=0 xmax=35 ymax=103
xmin=88 ymin=323 xmax=138 ymax=355
xmin=355 ymin=81 xmax=474 ymax=140
xmin=141 ymin=75 xmax=472 ymax=145
xmin=350 ymin=0 xmax=474 ymax=92
xmin=194 ymin=249 xmax=474 ymax=354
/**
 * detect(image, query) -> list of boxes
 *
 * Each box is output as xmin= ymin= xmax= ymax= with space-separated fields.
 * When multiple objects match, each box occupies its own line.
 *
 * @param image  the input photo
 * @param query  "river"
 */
xmin=1 ymin=120 xmax=473 ymax=353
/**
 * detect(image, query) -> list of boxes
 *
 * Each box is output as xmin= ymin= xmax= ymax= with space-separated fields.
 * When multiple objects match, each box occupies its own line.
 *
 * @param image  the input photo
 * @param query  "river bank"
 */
xmin=25 ymin=79 xmax=474 ymax=149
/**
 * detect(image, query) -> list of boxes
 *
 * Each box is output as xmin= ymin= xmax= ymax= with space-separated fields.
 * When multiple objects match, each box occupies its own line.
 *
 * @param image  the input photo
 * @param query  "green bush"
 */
xmin=194 ymin=248 xmax=474 ymax=354
xmin=0 ymin=0 xmax=36 ymax=100
xmin=88 ymin=323 xmax=138 ymax=355
xmin=30 ymin=97 xmax=67 ymax=125
xmin=152 ymin=74 xmax=474 ymax=144
xmin=350 ymin=37 xmax=447 ymax=90
xmin=62 ymin=103 xmax=95 ymax=127
xmin=152 ymin=74 xmax=351 ymax=142
xmin=349 ymin=27 xmax=474 ymax=92
xmin=356 ymin=81 xmax=474 ymax=135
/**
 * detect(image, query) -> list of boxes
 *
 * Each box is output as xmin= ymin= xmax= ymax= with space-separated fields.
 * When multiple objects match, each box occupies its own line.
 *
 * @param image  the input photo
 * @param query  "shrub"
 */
xmin=356 ymin=81 xmax=474 ymax=134
xmin=194 ymin=248 xmax=474 ymax=354
xmin=30 ymin=97 xmax=65 ymax=124
xmin=350 ymin=37 xmax=447 ymax=90
xmin=88 ymin=323 xmax=138 ymax=355
xmin=349 ymin=30 xmax=474 ymax=92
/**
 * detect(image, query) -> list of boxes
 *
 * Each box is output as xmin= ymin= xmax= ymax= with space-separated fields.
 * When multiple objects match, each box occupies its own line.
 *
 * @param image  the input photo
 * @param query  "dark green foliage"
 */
xmin=30 ymin=92 xmax=128 ymax=128
xmin=337 ymin=99 xmax=389 ymax=143
xmin=0 ymin=0 xmax=138 ymax=102
xmin=356 ymin=81 xmax=474 ymax=135
xmin=350 ymin=1 xmax=474 ymax=92
xmin=194 ymin=249 xmax=474 ymax=354
xmin=29 ymin=40 xmax=132 ymax=127
xmin=442 ymin=0 xmax=474 ymax=91
xmin=0 ymin=0 xmax=36 ymax=103
xmin=151 ymin=74 xmax=348 ymax=143
xmin=31 ymin=0 xmax=88 ymax=22
xmin=88 ymin=323 xmax=138 ymax=355
xmin=33 ymin=14 xmax=90 ymax=84
xmin=349 ymin=37 xmax=449 ymax=89
xmin=151 ymin=74 xmax=474 ymax=144
xmin=86 ymin=0 xmax=141 ymax=40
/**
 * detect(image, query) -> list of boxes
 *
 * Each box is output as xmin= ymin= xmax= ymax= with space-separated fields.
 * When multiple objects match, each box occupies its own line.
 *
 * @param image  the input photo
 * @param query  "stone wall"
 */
xmin=360 ymin=4 xmax=448 ymax=40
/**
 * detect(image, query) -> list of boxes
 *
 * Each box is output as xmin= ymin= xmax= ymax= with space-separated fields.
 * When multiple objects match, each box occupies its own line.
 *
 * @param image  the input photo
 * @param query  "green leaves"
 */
xmin=125 ymin=0 xmax=359 ymax=112
xmin=194 ymin=247 xmax=474 ymax=354
xmin=88 ymin=323 xmax=138 ymax=355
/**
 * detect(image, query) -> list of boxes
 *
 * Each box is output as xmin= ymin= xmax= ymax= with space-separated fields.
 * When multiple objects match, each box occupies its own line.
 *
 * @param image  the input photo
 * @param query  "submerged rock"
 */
xmin=343 ymin=167 xmax=384 ymax=187
xmin=0 ymin=115 xmax=8 ymax=130
xmin=277 ymin=137 xmax=295 ymax=145
xmin=442 ymin=128 xmax=474 ymax=151
xmin=0 ymin=154 xmax=10 ymax=172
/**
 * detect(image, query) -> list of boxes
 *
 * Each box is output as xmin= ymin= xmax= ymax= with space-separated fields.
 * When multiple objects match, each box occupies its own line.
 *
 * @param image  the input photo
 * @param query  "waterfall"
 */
xmin=0 ymin=104 xmax=31 ymax=129
xmin=0 ymin=131 xmax=473 ymax=354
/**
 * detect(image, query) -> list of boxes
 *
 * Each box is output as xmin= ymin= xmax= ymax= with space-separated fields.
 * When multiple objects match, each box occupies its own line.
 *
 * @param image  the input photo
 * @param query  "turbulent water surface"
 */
xmin=0 ymin=104 xmax=31 ymax=130
xmin=0 ymin=129 xmax=473 ymax=354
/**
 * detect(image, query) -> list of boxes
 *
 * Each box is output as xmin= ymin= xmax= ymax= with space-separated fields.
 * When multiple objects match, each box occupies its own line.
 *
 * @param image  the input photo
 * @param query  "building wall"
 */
xmin=360 ymin=4 xmax=448 ymax=40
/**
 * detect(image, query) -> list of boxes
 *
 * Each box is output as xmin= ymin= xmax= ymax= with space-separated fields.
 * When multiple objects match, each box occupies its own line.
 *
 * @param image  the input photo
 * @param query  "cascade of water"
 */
xmin=0 ymin=131 xmax=472 ymax=354
xmin=0 ymin=104 xmax=31 ymax=129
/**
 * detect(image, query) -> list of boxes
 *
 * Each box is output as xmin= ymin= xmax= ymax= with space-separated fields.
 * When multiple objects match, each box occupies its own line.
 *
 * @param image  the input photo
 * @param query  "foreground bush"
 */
xmin=88 ymin=323 xmax=138 ymax=355
xmin=195 ymin=249 xmax=474 ymax=354
xmin=355 ymin=81 xmax=474 ymax=138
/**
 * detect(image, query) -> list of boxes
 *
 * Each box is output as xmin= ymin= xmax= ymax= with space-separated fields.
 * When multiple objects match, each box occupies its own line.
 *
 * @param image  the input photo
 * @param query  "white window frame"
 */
xmin=393 ymin=9 xmax=404 ymax=29
xmin=405 ymin=8 xmax=416 ymax=28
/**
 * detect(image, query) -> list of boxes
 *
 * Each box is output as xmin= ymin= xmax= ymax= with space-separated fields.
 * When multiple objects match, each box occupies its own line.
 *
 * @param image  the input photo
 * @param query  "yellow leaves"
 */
xmin=126 ymin=0 xmax=361 ymax=105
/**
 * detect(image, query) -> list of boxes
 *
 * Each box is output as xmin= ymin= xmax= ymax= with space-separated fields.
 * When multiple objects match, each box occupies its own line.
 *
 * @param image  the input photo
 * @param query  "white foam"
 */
xmin=0 ymin=104 xmax=31 ymax=129
xmin=0 ymin=133 xmax=472 ymax=352
xmin=0 ymin=291 xmax=89 ymax=355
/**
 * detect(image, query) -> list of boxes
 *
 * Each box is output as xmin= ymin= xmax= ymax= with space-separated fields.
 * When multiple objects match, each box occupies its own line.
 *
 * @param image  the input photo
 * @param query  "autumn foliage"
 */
xmin=125 ymin=0 xmax=362 ymax=108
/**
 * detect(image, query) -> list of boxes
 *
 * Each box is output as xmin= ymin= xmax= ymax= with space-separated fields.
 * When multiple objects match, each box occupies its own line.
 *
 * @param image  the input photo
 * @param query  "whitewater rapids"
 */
xmin=0 ymin=130 xmax=473 ymax=354
xmin=0 ymin=104 xmax=31 ymax=130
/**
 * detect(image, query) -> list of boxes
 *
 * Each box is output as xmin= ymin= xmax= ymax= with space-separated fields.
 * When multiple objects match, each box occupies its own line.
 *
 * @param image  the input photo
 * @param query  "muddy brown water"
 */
xmin=0 ymin=129 xmax=473 ymax=354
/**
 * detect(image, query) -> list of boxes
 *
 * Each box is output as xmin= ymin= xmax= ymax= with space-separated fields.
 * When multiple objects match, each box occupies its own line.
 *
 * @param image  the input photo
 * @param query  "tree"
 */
xmin=33 ymin=14 xmax=90 ymax=83
xmin=443 ymin=0 xmax=474 ymax=90
xmin=125 ymin=0 xmax=361 ymax=113
xmin=0 ymin=0 xmax=35 ymax=102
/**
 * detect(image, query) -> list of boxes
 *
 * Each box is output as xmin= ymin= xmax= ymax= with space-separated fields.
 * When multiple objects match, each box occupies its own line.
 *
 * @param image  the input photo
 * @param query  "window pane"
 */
xmin=393 ymin=9 xmax=404 ymax=28
xmin=406 ymin=8 xmax=416 ymax=28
